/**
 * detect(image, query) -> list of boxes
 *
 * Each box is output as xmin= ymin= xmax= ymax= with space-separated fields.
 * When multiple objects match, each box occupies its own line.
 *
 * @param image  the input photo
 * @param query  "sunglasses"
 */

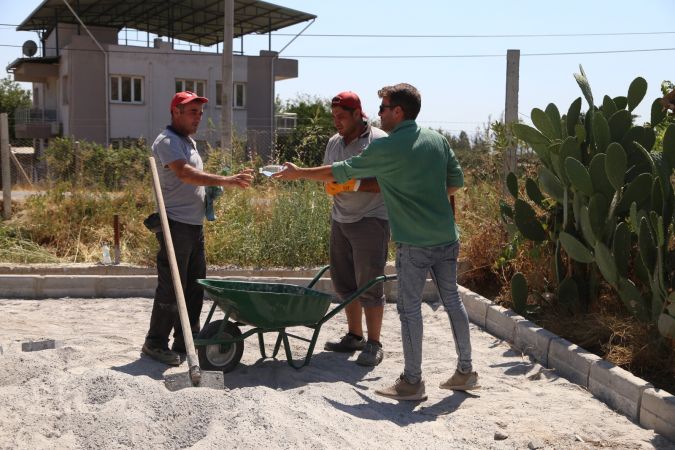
xmin=379 ymin=104 xmax=397 ymax=113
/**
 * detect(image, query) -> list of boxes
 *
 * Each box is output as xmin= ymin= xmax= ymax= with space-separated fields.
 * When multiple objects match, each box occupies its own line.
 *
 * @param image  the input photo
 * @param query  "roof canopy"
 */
xmin=18 ymin=0 xmax=316 ymax=47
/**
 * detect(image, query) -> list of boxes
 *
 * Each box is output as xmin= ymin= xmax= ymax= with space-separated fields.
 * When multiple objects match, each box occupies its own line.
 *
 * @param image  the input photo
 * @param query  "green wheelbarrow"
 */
xmin=195 ymin=266 xmax=396 ymax=373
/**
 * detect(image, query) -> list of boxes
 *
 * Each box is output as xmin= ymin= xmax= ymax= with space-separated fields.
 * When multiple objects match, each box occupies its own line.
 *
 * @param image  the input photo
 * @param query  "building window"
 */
xmin=110 ymin=75 xmax=143 ymax=104
xmin=175 ymin=79 xmax=205 ymax=97
xmin=216 ymin=82 xmax=246 ymax=108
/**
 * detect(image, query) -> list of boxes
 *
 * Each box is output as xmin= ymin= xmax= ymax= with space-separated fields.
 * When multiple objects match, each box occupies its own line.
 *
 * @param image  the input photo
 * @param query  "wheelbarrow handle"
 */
xmin=319 ymin=273 xmax=397 ymax=326
xmin=307 ymin=265 xmax=331 ymax=289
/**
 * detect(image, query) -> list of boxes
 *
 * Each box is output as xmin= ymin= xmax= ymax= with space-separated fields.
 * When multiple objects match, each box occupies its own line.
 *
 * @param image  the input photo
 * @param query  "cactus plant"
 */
xmin=504 ymin=66 xmax=674 ymax=338
xmin=510 ymin=272 xmax=528 ymax=314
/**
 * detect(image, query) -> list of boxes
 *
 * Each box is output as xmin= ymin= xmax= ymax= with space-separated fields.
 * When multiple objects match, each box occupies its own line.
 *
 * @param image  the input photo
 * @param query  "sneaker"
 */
xmin=375 ymin=375 xmax=427 ymax=401
xmin=439 ymin=370 xmax=480 ymax=391
xmin=141 ymin=343 xmax=181 ymax=366
xmin=356 ymin=341 xmax=383 ymax=366
xmin=324 ymin=333 xmax=365 ymax=352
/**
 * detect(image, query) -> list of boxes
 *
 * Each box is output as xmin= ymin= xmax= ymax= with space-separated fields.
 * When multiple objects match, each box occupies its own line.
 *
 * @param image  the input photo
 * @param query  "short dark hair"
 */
xmin=377 ymin=83 xmax=421 ymax=120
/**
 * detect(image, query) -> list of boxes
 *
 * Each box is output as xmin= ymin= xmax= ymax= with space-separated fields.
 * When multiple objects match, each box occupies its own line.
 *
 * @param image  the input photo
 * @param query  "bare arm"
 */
xmin=168 ymin=160 xmax=253 ymax=188
xmin=272 ymin=162 xmax=335 ymax=182
xmin=447 ymin=186 xmax=460 ymax=196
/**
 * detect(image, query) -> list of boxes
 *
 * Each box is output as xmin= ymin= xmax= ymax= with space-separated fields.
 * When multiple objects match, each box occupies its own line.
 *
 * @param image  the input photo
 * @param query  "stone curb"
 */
xmin=458 ymin=288 xmax=674 ymax=442
xmin=0 ymin=272 xmax=672 ymax=442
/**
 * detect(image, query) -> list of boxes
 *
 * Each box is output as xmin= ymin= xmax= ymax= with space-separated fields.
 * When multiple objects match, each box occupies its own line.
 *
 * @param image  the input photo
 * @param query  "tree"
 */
xmin=275 ymin=94 xmax=334 ymax=166
xmin=0 ymin=77 xmax=31 ymax=141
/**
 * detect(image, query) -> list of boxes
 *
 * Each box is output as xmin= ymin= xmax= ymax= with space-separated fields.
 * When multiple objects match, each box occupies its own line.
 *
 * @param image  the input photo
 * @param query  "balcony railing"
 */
xmin=275 ymin=112 xmax=297 ymax=134
xmin=14 ymin=108 xmax=58 ymax=125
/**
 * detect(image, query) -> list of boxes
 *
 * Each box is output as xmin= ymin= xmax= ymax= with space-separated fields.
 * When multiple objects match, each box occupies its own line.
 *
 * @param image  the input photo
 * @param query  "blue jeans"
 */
xmin=396 ymin=241 xmax=473 ymax=384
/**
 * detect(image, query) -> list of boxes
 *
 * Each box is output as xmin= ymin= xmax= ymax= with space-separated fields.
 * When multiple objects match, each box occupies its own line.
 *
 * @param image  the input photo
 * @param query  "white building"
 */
xmin=8 ymin=0 xmax=313 ymax=159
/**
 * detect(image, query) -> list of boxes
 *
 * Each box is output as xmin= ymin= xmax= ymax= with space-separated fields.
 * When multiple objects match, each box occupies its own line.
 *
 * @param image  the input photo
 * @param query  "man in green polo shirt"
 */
xmin=273 ymin=83 xmax=479 ymax=401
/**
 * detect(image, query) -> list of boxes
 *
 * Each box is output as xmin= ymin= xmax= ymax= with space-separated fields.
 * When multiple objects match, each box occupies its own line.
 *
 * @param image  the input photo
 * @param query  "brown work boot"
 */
xmin=142 ymin=343 xmax=181 ymax=366
xmin=439 ymin=370 xmax=480 ymax=391
xmin=375 ymin=375 xmax=427 ymax=401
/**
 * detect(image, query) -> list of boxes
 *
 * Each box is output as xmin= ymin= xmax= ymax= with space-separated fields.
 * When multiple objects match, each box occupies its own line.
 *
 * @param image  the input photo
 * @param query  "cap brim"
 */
xmin=179 ymin=96 xmax=208 ymax=105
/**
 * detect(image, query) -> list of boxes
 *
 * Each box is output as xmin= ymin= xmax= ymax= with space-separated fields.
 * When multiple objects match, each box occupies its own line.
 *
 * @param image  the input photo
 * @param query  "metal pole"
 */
xmin=221 ymin=0 xmax=233 ymax=157
xmin=113 ymin=214 xmax=120 ymax=264
xmin=503 ymin=49 xmax=520 ymax=184
xmin=1 ymin=113 xmax=10 ymax=219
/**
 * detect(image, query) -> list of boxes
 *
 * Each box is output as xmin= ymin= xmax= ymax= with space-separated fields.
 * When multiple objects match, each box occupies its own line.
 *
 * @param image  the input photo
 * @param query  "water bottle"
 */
xmin=102 ymin=244 xmax=112 ymax=265
xmin=259 ymin=165 xmax=285 ymax=177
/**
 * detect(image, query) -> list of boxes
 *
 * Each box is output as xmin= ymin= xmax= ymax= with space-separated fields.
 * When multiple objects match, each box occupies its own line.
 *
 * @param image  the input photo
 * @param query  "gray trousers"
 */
xmin=395 ymin=241 xmax=473 ymax=384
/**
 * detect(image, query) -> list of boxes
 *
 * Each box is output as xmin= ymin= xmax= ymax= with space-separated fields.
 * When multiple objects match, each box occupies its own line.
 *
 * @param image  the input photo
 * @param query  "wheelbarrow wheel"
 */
xmin=197 ymin=320 xmax=244 ymax=373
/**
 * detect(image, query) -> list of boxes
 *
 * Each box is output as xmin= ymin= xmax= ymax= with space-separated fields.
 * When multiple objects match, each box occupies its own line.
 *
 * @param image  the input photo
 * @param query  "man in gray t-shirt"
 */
xmin=321 ymin=91 xmax=390 ymax=367
xmin=142 ymin=91 xmax=253 ymax=366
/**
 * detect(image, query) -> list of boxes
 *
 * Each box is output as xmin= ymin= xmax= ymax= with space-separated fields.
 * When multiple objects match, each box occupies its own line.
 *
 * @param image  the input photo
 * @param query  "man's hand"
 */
xmin=222 ymin=169 xmax=254 ymax=188
xmin=272 ymin=162 xmax=301 ymax=180
xmin=325 ymin=179 xmax=359 ymax=196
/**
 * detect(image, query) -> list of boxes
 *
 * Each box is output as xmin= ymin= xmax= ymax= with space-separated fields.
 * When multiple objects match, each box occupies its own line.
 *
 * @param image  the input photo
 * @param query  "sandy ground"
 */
xmin=0 ymin=296 xmax=672 ymax=450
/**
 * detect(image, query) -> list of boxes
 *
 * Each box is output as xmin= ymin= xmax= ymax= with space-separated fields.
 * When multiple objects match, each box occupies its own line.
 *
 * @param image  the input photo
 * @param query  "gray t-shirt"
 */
xmin=152 ymin=126 xmax=205 ymax=225
xmin=323 ymin=124 xmax=388 ymax=223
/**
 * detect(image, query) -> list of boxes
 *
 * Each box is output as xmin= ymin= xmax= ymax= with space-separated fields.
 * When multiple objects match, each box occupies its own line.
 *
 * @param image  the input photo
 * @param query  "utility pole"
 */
xmin=504 ymin=49 xmax=520 ymax=181
xmin=221 ymin=0 xmax=234 ymax=158
xmin=1 ymin=113 xmax=10 ymax=219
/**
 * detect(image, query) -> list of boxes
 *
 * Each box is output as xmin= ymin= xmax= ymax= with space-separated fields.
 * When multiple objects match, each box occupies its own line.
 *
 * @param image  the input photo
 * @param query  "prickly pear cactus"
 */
xmin=504 ymin=66 xmax=674 ymax=338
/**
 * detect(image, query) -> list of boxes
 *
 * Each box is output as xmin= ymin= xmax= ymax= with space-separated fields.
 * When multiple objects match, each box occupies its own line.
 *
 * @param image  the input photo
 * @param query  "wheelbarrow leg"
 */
xmin=281 ymin=326 xmax=322 ymax=369
xmin=272 ymin=331 xmax=284 ymax=358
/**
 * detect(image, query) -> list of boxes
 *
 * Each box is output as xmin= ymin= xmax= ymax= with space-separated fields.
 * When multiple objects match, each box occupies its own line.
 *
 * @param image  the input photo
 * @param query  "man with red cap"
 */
xmin=142 ymin=91 xmax=254 ymax=366
xmin=320 ymin=91 xmax=389 ymax=366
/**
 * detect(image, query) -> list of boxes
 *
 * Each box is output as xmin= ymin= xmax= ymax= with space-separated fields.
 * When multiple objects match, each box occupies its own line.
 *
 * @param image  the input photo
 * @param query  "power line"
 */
xmin=1 ymin=43 xmax=674 ymax=59
xmin=273 ymin=31 xmax=675 ymax=38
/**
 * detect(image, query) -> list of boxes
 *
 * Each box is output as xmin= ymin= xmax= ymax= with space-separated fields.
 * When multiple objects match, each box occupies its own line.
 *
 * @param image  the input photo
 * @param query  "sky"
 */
xmin=1 ymin=0 xmax=674 ymax=136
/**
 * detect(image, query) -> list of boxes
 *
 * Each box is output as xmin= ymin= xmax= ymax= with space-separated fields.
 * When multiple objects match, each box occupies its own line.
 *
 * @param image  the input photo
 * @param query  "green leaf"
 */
xmin=560 ymin=231 xmax=594 ymax=263
xmin=525 ymin=177 xmax=544 ymax=206
xmin=613 ymin=222 xmax=631 ymax=277
xmin=532 ymin=108 xmax=558 ymax=140
xmin=545 ymin=103 xmax=563 ymax=139
xmin=589 ymin=153 xmax=614 ymax=198
xmin=514 ymin=199 xmax=547 ymax=241
xmin=588 ymin=193 xmax=609 ymax=239
xmin=510 ymin=272 xmax=528 ymax=314
xmin=506 ymin=172 xmax=518 ymax=199
xmin=601 ymin=95 xmax=617 ymax=118
xmin=605 ymin=142 xmax=627 ymax=191
xmin=617 ymin=172 xmax=652 ymax=212
xmin=613 ymin=96 xmax=628 ymax=110
xmin=564 ymin=157 xmax=593 ymax=196
xmin=592 ymin=111 xmax=610 ymax=153
xmin=538 ymin=165 xmax=565 ymax=203
xmin=512 ymin=123 xmax=550 ymax=147
xmin=608 ymin=109 xmax=633 ymax=142
xmin=574 ymin=65 xmax=594 ymax=109
xmin=663 ymin=123 xmax=675 ymax=171
xmin=618 ymin=278 xmax=649 ymax=321
xmin=499 ymin=200 xmax=514 ymax=221
xmin=567 ymin=98 xmax=582 ymax=137
xmin=627 ymin=77 xmax=648 ymax=112
xmin=579 ymin=205 xmax=597 ymax=246
xmin=594 ymin=241 xmax=618 ymax=288
xmin=650 ymin=98 xmax=666 ymax=126
xmin=638 ymin=217 xmax=656 ymax=272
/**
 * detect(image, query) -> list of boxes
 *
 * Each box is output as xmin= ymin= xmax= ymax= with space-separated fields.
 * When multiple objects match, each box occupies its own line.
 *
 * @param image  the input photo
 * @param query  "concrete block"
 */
xmin=0 ymin=275 xmax=40 ymax=298
xmin=589 ymin=359 xmax=653 ymax=421
xmin=42 ymin=275 xmax=98 ymax=298
xmin=96 ymin=275 xmax=155 ymax=297
xmin=459 ymin=286 xmax=491 ymax=328
xmin=513 ymin=320 xmax=559 ymax=366
xmin=21 ymin=339 xmax=57 ymax=352
xmin=485 ymin=305 xmax=522 ymax=342
xmin=640 ymin=388 xmax=675 ymax=441
xmin=548 ymin=338 xmax=602 ymax=388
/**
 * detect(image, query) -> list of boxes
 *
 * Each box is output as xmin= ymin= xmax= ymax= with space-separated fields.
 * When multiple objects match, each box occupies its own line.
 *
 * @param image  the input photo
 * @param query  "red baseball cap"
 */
xmin=331 ymin=91 xmax=367 ymax=118
xmin=170 ymin=91 xmax=208 ymax=111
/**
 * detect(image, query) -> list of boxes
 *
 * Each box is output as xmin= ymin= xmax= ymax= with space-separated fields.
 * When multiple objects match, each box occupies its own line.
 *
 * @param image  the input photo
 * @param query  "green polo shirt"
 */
xmin=332 ymin=120 xmax=463 ymax=247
